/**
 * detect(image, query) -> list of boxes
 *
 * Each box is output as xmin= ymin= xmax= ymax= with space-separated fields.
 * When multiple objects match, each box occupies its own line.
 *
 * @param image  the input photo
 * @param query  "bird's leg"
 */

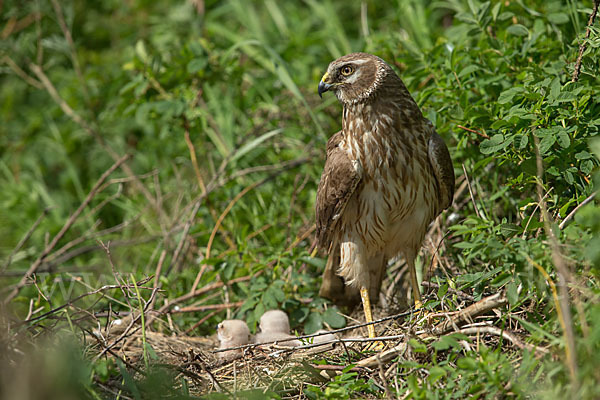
xmin=408 ymin=263 xmax=423 ymax=310
xmin=360 ymin=286 xmax=376 ymax=338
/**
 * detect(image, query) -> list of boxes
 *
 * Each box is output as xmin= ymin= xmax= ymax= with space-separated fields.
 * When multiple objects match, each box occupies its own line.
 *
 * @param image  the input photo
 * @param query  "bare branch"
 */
xmin=3 ymin=154 xmax=130 ymax=304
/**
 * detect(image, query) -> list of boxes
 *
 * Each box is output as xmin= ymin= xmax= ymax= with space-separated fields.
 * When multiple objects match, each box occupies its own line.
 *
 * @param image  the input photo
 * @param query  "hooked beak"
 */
xmin=318 ymin=72 xmax=333 ymax=98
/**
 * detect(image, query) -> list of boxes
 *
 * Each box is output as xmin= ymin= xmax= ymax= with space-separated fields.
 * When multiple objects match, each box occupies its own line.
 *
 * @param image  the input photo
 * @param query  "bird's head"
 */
xmin=217 ymin=319 xmax=249 ymax=342
xmin=318 ymin=52 xmax=390 ymax=104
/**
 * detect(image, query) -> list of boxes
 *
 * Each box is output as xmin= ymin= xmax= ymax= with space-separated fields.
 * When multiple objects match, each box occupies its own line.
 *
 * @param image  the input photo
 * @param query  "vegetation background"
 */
xmin=1 ymin=0 xmax=599 ymax=398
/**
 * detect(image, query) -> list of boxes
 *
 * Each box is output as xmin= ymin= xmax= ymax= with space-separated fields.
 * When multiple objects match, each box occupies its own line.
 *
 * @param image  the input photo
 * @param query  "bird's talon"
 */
xmin=364 ymin=340 xmax=386 ymax=352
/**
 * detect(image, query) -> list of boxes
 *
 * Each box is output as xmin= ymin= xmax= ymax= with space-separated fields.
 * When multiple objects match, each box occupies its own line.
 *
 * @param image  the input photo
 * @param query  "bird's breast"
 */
xmin=340 ymin=126 xmax=438 ymax=256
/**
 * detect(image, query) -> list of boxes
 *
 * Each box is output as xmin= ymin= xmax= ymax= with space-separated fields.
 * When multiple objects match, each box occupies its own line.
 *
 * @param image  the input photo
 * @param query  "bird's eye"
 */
xmin=341 ymin=65 xmax=354 ymax=76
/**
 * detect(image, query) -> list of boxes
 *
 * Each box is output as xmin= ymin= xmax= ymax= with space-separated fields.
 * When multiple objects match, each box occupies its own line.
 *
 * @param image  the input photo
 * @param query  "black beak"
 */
xmin=318 ymin=81 xmax=333 ymax=98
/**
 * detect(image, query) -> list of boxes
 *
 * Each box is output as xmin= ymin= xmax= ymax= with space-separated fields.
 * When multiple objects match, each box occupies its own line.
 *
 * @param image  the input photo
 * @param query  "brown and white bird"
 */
xmin=316 ymin=53 xmax=454 ymax=338
xmin=217 ymin=319 xmax=250 ymax=360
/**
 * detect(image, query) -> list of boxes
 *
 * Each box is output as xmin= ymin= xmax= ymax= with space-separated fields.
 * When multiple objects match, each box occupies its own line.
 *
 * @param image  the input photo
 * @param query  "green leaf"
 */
xmin=506 ymin=24 xmax=529 ymax=36
xmin=499 ymin=223 xmax=521 ymax=237
xmin=557 ymin=131 xmax=570 ymax=148
xmin=428 ymin=366 xmax=447 ymax=383
xmin=231 ymin=128 xmax=284 ymax=162
xmin=323 ymin=308 xmax=346 ymax=328
xmin=480 ymin=134 xmax=508 ymax=154
xmin=538 ymin=135 xmax=556 ymax=155
xmin=409 ymin=339 xmax=427 ymax=353
xmin=304 ymin=313 xmax=323 ymax=334
xmin=457 ymin=357 xmax=478 ymax=370
xmin=437 ymin=283 xmax=449 ymax=298
xmin=498 ymin=87 xmax=524 ymax=104
xmin=506 ymin=281 xmax=519 ymax=305
xmin=187 ymin=57 xmax=207 ymax=74
xmin=548 ymin=13 xmax=569 ymax=24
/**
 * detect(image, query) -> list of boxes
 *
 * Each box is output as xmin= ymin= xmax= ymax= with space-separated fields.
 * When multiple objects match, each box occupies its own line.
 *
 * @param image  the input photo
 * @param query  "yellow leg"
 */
xmin=360 ymin=286 xmax=376 ymax=338
xmin=408 ymin=262 xmax=423 ymax=310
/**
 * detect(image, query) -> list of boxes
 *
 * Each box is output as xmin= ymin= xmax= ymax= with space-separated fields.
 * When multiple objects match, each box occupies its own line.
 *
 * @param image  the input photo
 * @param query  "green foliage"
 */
xmin=1 ymin=0 xmax=600 ymax=398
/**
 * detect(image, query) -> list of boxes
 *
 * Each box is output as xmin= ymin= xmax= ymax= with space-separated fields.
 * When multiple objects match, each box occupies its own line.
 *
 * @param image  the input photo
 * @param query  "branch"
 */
xmin=3 ymin=154 xmax=130 ymax=304
xmin=429 ymin=291 xmax=507 ymax=335
xmin=533 ymin=135 xmax=579 ymax=389
xmin=1 ymin=207 xmax=50 ymax=273
xmin=572 ymin=0 xmax=600 ymax=82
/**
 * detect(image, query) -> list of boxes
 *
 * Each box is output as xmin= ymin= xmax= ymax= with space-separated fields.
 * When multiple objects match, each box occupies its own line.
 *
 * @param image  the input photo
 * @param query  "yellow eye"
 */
xmin=341 ymin=65 xmax=354 ymax=76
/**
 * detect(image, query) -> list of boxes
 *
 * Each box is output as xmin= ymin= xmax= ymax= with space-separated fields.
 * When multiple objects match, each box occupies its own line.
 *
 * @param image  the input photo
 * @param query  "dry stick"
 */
xmin=49 ymin=0 xmax=89 ymax=103
xmin=171 ymin=301 xmax=244 ymax=313
xmin=559 ymin=191 xmax=597 ymax=229
xmin=455 ymin=326 xmax=549 ymax=357
xmin=572 ymin=0 xmax=600 ymax=82
xmin=184 ymin=309 xmax=220 ymax=334
xmin=462 ymin=163 xmax=482 ymax=219
xmin=1 ymin=207 xmax=51 ymax=273
xmin=533 ymin=135 xmax=578 ymax=389
xmin=421 ymin=281 xmax=475 ymax=302
xmin=147 ymin=249 xmax=168 ymax=310
xmin=145 ymin=274 xmax=256 ymax=327
xmin=95 ymin=286 xmax=159 ymax=360
xmin=28 ymin=63 xmax=163 ymax=218
xmin=20 ymin=278 xmax=153 ymax=325
xmin=457 ymin=124 xmax=490 ymax=140
xmin=429 ymin=291 xmax=507 ymax=335
xmin=190 ymin=177 xmax=270 ymax=293
xmin=213 ymin=309 xmax=423 ymax=354
xmin=311 ymin=364 xmax=364 ymax=373
xmin=3 ymin=154 xmax=130 ymax=304
xmin=356 ymin=343 xmax=408 ymax=368
xmin=183 ymin=117 xmax=207 ymax=195
xmin=1 ymin=55 xmax=43 ymax=88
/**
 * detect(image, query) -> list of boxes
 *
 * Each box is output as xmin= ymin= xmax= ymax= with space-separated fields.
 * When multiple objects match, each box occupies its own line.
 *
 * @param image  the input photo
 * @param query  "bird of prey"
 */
xmin=316 ymin=53 xmax=454 ymax=338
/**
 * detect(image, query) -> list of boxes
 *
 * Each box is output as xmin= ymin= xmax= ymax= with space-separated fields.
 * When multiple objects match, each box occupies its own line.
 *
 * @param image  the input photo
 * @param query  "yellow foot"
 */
xmin=364 ymin=339 xmax=386 ymax=351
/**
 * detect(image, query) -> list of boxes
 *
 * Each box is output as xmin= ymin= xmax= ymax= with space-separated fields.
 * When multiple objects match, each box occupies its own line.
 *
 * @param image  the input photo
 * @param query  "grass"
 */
xmin=1 ymin=0 xmax=600 ymax=398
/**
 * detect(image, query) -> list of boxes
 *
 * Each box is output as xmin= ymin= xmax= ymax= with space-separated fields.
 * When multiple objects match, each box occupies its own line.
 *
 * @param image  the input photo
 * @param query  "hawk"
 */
xmin=315 ymin=53 xmax=454 ymax=338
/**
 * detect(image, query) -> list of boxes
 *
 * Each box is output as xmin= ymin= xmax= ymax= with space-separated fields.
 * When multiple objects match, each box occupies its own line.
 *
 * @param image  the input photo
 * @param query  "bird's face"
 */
xmin=318 ymin=52 xmax=387 ymax=104
xmin=217 ymin=320 xmax=250 ymax=343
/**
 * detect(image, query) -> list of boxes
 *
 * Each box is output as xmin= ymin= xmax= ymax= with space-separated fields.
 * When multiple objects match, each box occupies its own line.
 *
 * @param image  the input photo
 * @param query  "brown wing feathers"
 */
xmin=315 ymin=131 xmax=361 ymax=251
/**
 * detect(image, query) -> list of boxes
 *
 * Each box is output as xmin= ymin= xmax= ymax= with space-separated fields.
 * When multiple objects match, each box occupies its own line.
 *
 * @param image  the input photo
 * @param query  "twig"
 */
xmin=183 ymin=116 xmax=206 ymax=195
xmin=28 ymin=63 xmax=163 ymax=218
xmin=462 ymin=164 xmax=482 ymax=219
xmin=0 ymin=55 xmax=42 ymax=88
xmin=49 ymin=0 xmax=90 ymax=102
xmin=171 ymin=301 xmax=244 ymax=313
xmin=310 ymin=364 xmax=364 ymax=373
xmin=184 ymin=309 xmax=220 ymax=334
xmin=190 ymin=176 xmax=272 ymax=293
xmin=213 ymin=309 xmax=423 ymax=353
xmin=95 ymin=286 xmax=159 ymax=360
xmin=19 ymin=278 xmax=153 ymax=324
xmin=145 ymin=274 xmax=257 ymax=327
xmin=572 ymin=0 xmax=600 ymax=82
xmin=3 ymin=154 xmax=130 ymax=304
xmin=429 ymin=291 xmax=507 ymax=335
xmin=356 ymin=343 xmax=408 ymax=368
xmin=1 ymin=207 xmax=51 ymax=273
xmin=559 ymin=191 xmax=597 ymax=229
xmin=533 ymin=135 xmax=578 ymax=389
xmin=421 ymin=281 xmax=475 ymax=301
xmin=457 ymin=124 xmax=490 ymax=139
xmin=455 ymin=326 xmax=549 ymax=357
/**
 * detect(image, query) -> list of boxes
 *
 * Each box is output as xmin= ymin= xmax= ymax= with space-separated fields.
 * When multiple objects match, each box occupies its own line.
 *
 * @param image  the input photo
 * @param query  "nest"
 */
xmin=89 ymin=290 xmax=549 ymax=397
